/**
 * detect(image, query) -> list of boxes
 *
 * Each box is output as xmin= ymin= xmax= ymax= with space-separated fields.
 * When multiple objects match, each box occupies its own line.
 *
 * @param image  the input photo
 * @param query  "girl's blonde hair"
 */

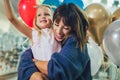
xmin=33 ymin=4 xmax=53 ymax=35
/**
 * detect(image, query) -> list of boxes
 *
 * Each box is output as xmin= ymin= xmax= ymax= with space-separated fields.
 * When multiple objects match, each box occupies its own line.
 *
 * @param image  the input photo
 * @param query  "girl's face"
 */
xmin=53 ymin=19 xmax=71 ymax=42
xmin=36 ymin=6 xmax=52 ymax=29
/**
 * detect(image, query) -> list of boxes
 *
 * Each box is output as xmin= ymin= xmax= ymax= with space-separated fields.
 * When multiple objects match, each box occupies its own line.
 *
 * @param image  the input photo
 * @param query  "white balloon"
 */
xmin=87 ymin=37 xmax=103 ymax=76
xmin=103 ymin=19 xmax=120 ymax=66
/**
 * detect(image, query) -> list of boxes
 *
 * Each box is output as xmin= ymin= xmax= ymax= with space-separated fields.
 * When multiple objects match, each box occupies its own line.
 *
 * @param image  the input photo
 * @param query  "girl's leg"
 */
xmin=30 ymin=72 xmax=48 ymax=80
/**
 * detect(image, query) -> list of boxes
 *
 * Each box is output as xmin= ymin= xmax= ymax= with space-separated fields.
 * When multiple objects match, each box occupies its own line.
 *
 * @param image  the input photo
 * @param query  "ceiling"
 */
xmin=0 ymin=0 xmax=19 ymax=33
xmin=0 ymin=0 xmax=20 ymax=21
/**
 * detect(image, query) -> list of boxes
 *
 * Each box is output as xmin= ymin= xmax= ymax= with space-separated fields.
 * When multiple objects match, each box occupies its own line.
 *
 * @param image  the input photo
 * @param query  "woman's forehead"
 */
xmin=54 ymin=18 xmax=63 ymax=23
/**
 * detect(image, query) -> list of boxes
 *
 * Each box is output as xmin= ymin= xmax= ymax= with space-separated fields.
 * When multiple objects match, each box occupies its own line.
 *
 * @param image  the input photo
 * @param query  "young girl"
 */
xmin=4 ymin=0 xmax=61 ymax=61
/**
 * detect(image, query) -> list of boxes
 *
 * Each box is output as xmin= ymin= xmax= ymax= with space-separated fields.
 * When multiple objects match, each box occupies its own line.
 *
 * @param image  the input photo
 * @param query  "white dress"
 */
xmin=31 ymin=28 xmax=61 ymax=61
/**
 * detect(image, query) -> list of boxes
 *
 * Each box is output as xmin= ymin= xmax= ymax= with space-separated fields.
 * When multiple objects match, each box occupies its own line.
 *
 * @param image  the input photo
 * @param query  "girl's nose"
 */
xmin=41 ymin=15 xmax=45 ymax=18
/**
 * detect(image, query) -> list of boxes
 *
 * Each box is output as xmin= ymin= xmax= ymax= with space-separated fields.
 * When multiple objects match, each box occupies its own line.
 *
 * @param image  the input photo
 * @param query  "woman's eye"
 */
xmin=64 ymin=27 xmax=70 ymax=30
xmin=55 ymin=23 xmax=59 ymax=26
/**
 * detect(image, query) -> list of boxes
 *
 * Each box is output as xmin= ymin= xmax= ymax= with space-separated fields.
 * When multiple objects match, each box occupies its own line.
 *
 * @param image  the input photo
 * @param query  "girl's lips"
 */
xmin=40 ymin=20 xmax=47 ymax=23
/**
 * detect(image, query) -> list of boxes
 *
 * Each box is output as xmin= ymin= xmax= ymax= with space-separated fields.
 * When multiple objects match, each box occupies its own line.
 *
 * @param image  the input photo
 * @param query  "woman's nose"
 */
xmin=57 ymin=27 xmax=63 ymax=35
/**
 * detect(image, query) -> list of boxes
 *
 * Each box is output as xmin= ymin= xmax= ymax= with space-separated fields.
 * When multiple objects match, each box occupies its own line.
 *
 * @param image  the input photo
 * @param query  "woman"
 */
xmin=18 ymin=3 xmax=92 ymax=80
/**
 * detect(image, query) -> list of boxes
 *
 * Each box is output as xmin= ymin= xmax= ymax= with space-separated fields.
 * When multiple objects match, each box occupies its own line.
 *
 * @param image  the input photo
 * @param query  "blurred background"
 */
xmin=0 ymin=0 xmax=120 ymax=80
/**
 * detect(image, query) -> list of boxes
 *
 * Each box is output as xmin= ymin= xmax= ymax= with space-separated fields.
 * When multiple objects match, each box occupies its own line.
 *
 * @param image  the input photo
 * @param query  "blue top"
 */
xmin=18 ymin=37 xmax=92 ymax=80
xmin=48 ymin=37 xmax=92 ymax=80
xmin=18 ymin=48 xmax=38 ymax=80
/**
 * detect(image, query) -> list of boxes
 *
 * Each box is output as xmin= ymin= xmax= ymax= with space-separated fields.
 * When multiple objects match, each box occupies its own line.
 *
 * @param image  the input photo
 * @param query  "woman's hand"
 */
xmin=33 ymin=59 xmax=48 ymax=75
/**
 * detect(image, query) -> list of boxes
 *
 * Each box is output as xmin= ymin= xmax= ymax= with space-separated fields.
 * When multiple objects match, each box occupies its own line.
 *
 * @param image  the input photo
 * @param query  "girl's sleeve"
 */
xmin=32 ymin=29 xmax=38 ymax=43
xmin=18 ymin=48 xmax=39 ymax=80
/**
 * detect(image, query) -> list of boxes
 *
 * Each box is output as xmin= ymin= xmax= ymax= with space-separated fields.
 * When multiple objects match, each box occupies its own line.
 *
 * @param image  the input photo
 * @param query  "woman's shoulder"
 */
xmin=62 ymin=36 xmax=89 ymax=58
xmin=63 ymin=36 xmax=76 ymax=46
xmin=66 ymin=36 xmax=75 ymax=42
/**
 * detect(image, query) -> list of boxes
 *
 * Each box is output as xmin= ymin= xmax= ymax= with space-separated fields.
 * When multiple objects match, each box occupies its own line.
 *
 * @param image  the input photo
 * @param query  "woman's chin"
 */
xmin=55 ymin=37 xmax=63 ymax=42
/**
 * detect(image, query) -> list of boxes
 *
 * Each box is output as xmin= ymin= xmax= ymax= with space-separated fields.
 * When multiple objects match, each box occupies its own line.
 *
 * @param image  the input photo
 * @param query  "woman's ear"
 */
xmin=85 ymin=30 xmax=89 ymax=43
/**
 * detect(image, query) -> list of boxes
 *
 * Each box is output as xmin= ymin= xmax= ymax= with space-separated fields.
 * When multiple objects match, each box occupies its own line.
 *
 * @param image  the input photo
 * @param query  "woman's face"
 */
xmin=36 ymin=6 xmax=52 ymax=29
xmin=53 ymin=19 xmax=71 ymax=42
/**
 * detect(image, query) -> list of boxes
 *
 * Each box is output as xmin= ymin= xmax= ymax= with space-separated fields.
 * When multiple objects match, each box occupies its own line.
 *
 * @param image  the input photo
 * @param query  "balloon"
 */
xmin=18 ymin=0 xmax=37 ymax=28
xmin=87 ymin=37 xmax=103 ymax=76
xmin=42 ymin=0 xmax=62 ymax=7
xmin=103 ymin=19 xmax=120 ymax=66
xmin=63 ymin=0 xmax=84 ymax=9
xmin=85 ymin=3 xmax=110 ymax=45
xmin=112 ymin=7 xmax=120 ymax=21
xmin=42 ymin=0 xmax=84 ymax=9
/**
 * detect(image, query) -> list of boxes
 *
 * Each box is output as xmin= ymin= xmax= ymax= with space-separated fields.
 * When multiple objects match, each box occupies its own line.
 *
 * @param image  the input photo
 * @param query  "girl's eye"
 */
xmin=45 ymin=13 xmax=50 ymax=16
xmin=38 ymin=14 xmax=41 ymax=16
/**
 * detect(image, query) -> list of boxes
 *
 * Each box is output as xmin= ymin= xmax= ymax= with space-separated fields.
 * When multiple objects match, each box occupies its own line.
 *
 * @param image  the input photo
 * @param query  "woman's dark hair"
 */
xmin=53 ymin=3 xmax=89 ymax=50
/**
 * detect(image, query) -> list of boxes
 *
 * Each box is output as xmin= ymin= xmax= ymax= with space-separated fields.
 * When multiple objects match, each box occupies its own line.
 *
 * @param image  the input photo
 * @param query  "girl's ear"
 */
xmin=33 ymin=16 xmax=37 ymax=28
xmin=33 ymin=16 xmax=41 ymax=32
xmin=85 ymin=30 xmax=89 ymax=43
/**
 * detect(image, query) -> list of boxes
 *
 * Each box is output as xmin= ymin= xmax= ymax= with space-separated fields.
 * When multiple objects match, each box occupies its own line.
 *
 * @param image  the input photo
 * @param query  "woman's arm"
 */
xmin=18 ymin=48 xmax=48 ymax=80
xmin=33 ymin=59 xmax=48 ymax=75
xmin=18 ymin=48 xmax=39 ymax=80
xmin=4 ymin=0 xmax=32 ymax=39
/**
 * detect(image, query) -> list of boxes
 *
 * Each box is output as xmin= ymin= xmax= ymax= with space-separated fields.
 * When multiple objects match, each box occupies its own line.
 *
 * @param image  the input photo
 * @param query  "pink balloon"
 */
xmin=18 ymin=0 xmax=37 ymax=28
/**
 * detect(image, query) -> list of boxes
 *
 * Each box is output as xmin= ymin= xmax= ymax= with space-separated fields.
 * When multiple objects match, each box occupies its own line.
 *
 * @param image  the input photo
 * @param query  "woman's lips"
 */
xmin=55 ymin=34 xmax=63 ymax=40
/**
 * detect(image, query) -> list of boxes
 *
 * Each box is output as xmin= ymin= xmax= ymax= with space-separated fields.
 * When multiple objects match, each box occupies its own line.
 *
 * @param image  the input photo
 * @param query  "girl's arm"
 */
xmin=4 ymin=0 xmax=32 ymax=39
xmin=30 ymin=72 xmax=48 ymax=80
xmin=33 ymin=59 xmax=48 ymax=75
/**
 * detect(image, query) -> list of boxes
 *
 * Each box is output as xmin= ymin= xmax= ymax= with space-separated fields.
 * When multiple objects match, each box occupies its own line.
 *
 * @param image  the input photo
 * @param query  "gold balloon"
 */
xmin=112 ymin=7 xmax=120 ymax=21
xmin=85 ymin=3 xmax=111 ymax=45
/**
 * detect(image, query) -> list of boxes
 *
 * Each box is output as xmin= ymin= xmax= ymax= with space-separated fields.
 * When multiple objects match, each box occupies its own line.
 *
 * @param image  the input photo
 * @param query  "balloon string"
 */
xmin=101 ymin=55 xmax=110 ymax=72
xmin=115 ymin=67 xmax=120 ymax=80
